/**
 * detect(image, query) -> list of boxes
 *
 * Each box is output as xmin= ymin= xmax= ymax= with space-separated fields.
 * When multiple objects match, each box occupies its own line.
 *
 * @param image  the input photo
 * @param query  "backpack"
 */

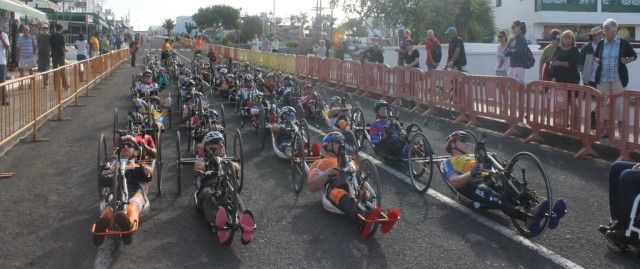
xmin=432 ymin=42 xmax=442 ymax=64
xmin=523 ymin=45 xmax=535 ymax=69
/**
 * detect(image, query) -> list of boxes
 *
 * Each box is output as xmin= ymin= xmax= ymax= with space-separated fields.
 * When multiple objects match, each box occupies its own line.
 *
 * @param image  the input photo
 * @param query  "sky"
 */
xmin=104 ymin=0 xmax=348 ymax=31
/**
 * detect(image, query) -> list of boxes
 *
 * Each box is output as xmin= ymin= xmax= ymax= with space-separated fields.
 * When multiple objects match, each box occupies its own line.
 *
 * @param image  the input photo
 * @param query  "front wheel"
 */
xmin=232 ymin=129 xmax=244 ymax=193
xmin=350 ymin=107 xmax=366 ymax=152
xmin=176 ymin=131 xmax=183 ymax=195
xmin=407 ymin=132 xmax=434 ymax=193
xmin=357 ymin=159 xmax=382 ymax=238
xmin=97 ymin=133 xmax=108 ymax=198
xmin=290 ymin=131 xmax=306 ymax=194
xmin=506 ymin=152 xmax=552 ymax=238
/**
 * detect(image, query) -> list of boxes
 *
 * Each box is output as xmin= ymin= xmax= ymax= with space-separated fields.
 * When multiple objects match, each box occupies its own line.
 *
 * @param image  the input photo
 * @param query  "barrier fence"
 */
xmin=179 ymin=39 xmax=637 ymax=160
xmin=0 ymin=48 xmax=130 ymax=154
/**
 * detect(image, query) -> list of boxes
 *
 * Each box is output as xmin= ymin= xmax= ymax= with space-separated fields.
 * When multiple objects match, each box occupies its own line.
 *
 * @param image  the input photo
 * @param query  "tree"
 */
xmin=239 ymin=16 xmax=263 ymax=43
xmin=338 ymin=18 xmax=368 ymax=37
xmin=192 ymin=5 xmax=241 ymax=30
xmin=185 ymin=22 xmax=197 ymax=36
xmin=162 ymin=19 xmax=175 ymax=36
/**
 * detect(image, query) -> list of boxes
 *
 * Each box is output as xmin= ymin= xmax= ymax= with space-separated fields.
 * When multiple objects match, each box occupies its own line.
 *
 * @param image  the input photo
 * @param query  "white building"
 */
xmin=175 ymin=16 xmax=194 ymax=35
xmin=492 ymin=0 xmax=640 ymax=42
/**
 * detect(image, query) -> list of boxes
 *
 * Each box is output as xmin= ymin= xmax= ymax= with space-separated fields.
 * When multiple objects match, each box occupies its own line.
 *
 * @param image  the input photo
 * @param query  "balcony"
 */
xmin=602 ymin=0 xmax=640 ymax=12
xmin=535 ymin=0 xmax=597 ymax=12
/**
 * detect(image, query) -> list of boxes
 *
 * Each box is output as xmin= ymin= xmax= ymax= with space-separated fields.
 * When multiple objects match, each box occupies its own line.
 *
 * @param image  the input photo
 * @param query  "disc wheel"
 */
xmin=407 ymin=132 xmax=433 ymax=193
xmin=357 ymin=159 xmax=382 ymax=238
xmin=350 ymin=107 xmax=366 ymax=152
xmin=97 ymin=133 xmax=108 ymax=198
xmin=290 ymin=131 xmax=306 ymax=193
xmin=232 ymin=129 xmax=244 ymax=193
xmin=506 ymin=152 xmax=552 ymax=238
xmin=176 ymin=131 xmax=183 ymax=195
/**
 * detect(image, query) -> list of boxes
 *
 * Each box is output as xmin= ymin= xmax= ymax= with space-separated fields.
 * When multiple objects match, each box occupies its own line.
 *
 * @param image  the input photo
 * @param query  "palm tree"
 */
xmin=162 ymin=19 xmax=175 ymax=36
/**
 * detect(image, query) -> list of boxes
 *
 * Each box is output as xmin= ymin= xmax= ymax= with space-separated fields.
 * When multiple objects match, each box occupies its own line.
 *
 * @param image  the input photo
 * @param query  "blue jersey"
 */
xmin=368 ymin=117 xmax=389 ymax=144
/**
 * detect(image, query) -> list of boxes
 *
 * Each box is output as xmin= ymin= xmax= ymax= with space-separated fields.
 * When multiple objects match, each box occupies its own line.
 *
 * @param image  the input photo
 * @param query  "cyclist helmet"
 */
xmin=330 ymin=96 xmax=342 ymax=107
xmin=374 ymin=100 xmax=389 ymax=113
xmin=226 ymin=74 xmax=235 ymax=80
xmin=279 ymin=106 xmax=296 ymax=120
xmin=244 ymin=74 xmax=253 ymax=82
xmin=143 ymin=69 xmax=152 ymax=76
xmin=322 ymin=132 xmax=345 ymax=154
xmin=202 ymin=131 xmax=224 ymax=145
xmin=220 ymin=68 xmax=228 ymax=74
xmin=129 ymin=112 xmax=144 ymax=123
xmin=445 ymin=131 xmax=471 ymax=154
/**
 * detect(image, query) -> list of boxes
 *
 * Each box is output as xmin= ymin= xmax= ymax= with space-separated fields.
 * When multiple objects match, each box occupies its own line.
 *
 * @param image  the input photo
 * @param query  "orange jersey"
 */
xmin=308 ymin=156 xmax=338 ymax=181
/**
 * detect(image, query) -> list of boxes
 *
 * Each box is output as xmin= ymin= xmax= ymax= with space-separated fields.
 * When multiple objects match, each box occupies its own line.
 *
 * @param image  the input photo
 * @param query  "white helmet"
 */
xmin=202 ymin=131 xmax=224 ymax=145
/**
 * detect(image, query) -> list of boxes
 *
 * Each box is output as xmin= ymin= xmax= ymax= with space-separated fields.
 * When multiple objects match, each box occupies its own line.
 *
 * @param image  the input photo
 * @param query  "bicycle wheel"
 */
xmin=506 ymin=152 xmax=552 ymax=238
xmin=167 ymin=93 xmax=172 ymax=129
xmin=218 ymin=104 xmax=227 ymax=148
xmin=407 ymin=132 xmax=434 ymax=193
xmin=186 ymin=114 xmax=194 ymax=154
xmin=350 ymin=107 xmax=366 ymax=152
xmin=298 ymin=119 xmax=311 ymax=156
xmin=113 ymin=108 xmax=118 ymax=145
xmin=357 ymin=159 xmax=382 ymax=238
xmin=257 ymin=109 xmax=267 ymax=150
xmin=97 ymin=133 xmax=108 ymax=198
xmin=290 ymin=131 xmax=306 ymax=194
xmin=232 ymin=129 xmax=244 ymax=193
xmin=155 ymin=132 xmax=163 ymax=196
xmin=176 ymin=131 xmax=182 ymax=195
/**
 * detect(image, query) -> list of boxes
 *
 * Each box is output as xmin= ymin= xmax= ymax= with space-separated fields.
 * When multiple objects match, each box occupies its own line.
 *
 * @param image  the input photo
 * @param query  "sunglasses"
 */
xmin=206 ymin=140 xmax=223 ymax=146
xmin=122 ymin=142 xmax=137 ymax=148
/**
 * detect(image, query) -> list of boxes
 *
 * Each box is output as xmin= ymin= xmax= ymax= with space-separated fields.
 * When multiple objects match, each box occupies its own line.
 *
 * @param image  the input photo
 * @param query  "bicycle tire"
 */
xmin=113 ymin=108 xmax=118 ymax=146
xmin=298 ymin=119 xmax=311 ymax=156
xmin=233 ymin=129 xmax=244 ymax=193
xmin=351 ymin=107 xmax=366 ymax=152
xmin=407 ymin=132 xmax=434 ymax=193
xmin=358 ymin=159 xmax=381 ymax=238
xmin=258 ymin=109 xmax=267 ymax=150
xmin=176 ymin=131 xmax=182 ymax=195
xmin=506 ymin=152 xmax=552 ymax=238
xmin=97 ymin=133 xmax=108 ymax=198
xmin=290 ymin=131 xmax=306 ymax=194
xmin=156 ymin=132 xmax=162 ymax=196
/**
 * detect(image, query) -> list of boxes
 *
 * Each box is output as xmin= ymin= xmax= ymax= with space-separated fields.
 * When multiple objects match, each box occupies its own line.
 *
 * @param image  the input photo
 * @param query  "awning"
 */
xmin=0 ymin=0 xmax=48 ymax=21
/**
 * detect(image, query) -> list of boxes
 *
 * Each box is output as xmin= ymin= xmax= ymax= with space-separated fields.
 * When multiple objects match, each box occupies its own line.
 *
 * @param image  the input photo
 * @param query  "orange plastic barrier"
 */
xmin=340 ymin=60 xmax=362 ymax=90
xmin=360 ymin=62 xmax=391 ymax=98
xmin=325 ymin=58 xmax=342 ymax=84
xmin=423 ymin=70 xmax=469 ymax=123
xmin=390 ymin=66 xmax=423 ymax=102
xmin=295 ymin=56 xmax=308 ymax=77
xmin=308 ymin=56 xmax=322 ymax=80
xmin=522 ymin=81 xmax=604 ymax=159
xmin=465 ymin=76 xmax=526 ymax=136
xmin=608 ymin=91 xmax=640 ymax=160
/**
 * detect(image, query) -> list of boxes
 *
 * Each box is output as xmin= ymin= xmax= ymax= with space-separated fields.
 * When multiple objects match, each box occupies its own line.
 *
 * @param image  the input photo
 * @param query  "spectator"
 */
xmin=17 ymin=25 xmax=37 ymax=78
xmin=0 ymin=28 xmax=9 ymax=106
xmin=579 ymin=26 xmax=603 ymax=87
xmin=272 ymin=36 xmax=280 ymax=52
xmin=360 ymin=40 xmax=384 ymax=64
xmin=424 ymin=29 xmax=441 ymax=70
xmin=404 ymin=39 xmax=420 ymax=68
xmin=540 ymin=29 xmax=561 ymax=81
xmin=504 ymin=20 xmax=528 ymax=82
xmin=315 ymin=40 xmax=326 ymax=58
xmin=129 ymin=37 xmax=140 ymax=67
xmin=594 ymin=18 xmax=637 ymax=134
xmin=115 ymin=34 xmax=123 ymax=50
xmin=49 ymin=24 xmax=68 ymax=89
xmin=207 ymin=47 xmax=217 ymax=65
xmin=322 ymin=32 xmax=331 ymax=58
xmin=549 ymin=30 xmax=580 ymax=84
xmin=335 ymin=39 xmax=348 ymax=61
xmin=36 ymin=24 xmax=50 ymax=87
xmin=251 ymin=34 xmax=260 ymax=51
xmin=99 ymin=34 xmax=109 ymax=54
xmin=74 ymin=33 xmax=89 ymax=61
xmin=194 ymin=35 xmax=204 ymax=56
xmin=599 ymin=161 xmax=640 ymax=246
xmin=90 ymin=34 xmax=100 ymax=58
xmin=496 ymin=31 xmax=509 ymax=77
xmin=395 ymin=28 xmax=410 ymax=66
xmin=444 ymin=27 xmax=466 ymax=71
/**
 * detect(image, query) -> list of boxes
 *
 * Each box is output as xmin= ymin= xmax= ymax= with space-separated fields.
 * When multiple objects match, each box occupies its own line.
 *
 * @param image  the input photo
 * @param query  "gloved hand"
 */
xmin=471 ymin=164 xmax=482 ymax=178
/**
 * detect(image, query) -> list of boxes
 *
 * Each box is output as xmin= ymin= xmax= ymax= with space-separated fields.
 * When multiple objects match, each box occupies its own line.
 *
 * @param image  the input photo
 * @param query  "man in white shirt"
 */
xmin=0 ymin=28 xmax=10 ymax=106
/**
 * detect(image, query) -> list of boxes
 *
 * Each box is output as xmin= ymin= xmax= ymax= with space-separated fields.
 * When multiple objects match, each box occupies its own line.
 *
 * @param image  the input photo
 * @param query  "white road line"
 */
xmin=308 ymin=125 xmax=584 ymax=269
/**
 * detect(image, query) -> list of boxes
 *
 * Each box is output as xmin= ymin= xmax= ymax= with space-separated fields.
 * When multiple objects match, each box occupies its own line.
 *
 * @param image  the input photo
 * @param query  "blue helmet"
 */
xmin=279 ymin=106 xmax=296 ymax=120
xmin=322 ymin=131 xmax=345 ymax=146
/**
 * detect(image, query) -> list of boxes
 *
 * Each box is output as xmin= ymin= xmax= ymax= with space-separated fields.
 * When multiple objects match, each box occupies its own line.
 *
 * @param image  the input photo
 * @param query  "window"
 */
xmin=497 ymin=0 xmax=502 ymax=7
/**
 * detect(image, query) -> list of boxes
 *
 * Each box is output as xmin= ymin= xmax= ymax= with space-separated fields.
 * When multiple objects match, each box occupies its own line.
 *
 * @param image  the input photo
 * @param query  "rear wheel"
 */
xmin=290 ymin=131 xmax=306 ymax=194
xmin=507 ymin=152 xmax=552 ymax=238
xmin=358 ymin=159 xmax=382 ymax=238
xmin=232 ymin=129 xmax=244 ymax=193
xmin=407 ymin=132 xmax=433 ymax=193
xmin=97 ymin=133 xmax=108 ymax=198
xmin=176 ymin=131 xmax=183 ymax=195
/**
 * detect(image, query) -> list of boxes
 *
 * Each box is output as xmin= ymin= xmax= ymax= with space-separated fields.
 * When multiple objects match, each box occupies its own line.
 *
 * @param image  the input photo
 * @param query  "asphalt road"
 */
xmin=0 ymin=37 xmax=636 ymax=269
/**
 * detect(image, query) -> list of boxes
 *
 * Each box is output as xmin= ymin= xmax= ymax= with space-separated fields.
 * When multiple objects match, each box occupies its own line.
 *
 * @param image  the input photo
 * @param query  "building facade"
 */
xmin=492 ymin=0 xmax=640 ymax=42
xmin=175 ymin=16 xmax=194 ymax=34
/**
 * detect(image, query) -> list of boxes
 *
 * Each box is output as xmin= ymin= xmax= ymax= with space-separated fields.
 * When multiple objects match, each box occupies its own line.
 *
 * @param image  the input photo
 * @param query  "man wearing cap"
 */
xmin=444 ymin=27 xmax=466 ymax=71
xmin=539 ymin=29 xmax=561 ymax=81
xmin=36 ymin=24 xmax=51 ymax=87
xmin=579 ymin=27 xmax=603 ymax=87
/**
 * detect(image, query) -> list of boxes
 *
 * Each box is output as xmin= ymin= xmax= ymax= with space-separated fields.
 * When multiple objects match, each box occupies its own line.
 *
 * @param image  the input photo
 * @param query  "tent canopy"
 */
xmin=0 ymin=0 xmax=48 ymax=21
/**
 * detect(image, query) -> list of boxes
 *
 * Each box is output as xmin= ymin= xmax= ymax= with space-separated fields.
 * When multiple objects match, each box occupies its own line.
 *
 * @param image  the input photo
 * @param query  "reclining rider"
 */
xmin=135 ymin=70 xmax=159 ymax=97
xmin=93 ymin=134 xmax=156 ymax=246
xmin=442 ymin=131 xmax=566 ymax=234
xmin=323 ymin=96 xmax=352 ymax=131
xmin=306 ymin=132 xmax=400 ymax=234
xmin=270 ymin=106 xmax=299 ymax=157
xmin=368 ymin=100 xmax=406 ymax=158
xmin=599 ymin=161 xmax=640 ymax=246
xmin=193 ymin=131 xmax=255 ymax=244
